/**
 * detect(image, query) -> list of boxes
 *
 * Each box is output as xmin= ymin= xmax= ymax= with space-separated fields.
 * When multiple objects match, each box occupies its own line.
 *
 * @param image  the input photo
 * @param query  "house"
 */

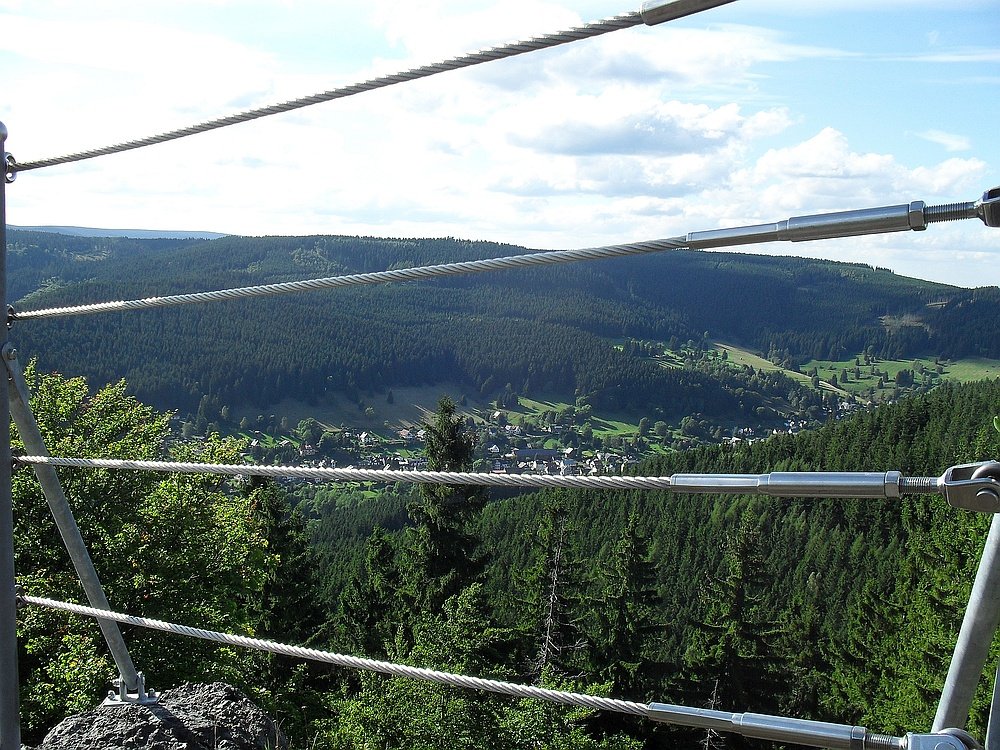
xmin=513 ymin=448 xmax=562 ymax=462
xmin=559 ymin=458 xmax=578 ymax=475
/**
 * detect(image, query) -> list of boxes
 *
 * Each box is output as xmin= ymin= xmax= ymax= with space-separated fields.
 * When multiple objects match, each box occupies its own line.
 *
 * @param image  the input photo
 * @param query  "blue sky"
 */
xmin=1 ymin=0 xmax=997 ymax=287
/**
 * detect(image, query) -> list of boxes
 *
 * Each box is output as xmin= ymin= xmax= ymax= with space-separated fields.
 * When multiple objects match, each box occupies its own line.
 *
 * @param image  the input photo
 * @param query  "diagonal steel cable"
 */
xmin=11 ymin=237 xmax=688 ymax=321
xmin=20 ymin=594 xmax=650 ymax=717
xmin=10 ymin=13 xmax=642 ymax=173
xmin=20 ymin=594 xmax=908 ymax=748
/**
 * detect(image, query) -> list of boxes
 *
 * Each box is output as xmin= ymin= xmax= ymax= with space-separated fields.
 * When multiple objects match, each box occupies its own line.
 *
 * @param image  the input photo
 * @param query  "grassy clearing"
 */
xmin=232 ymin=383 xmax=490 ymax=436
xmin=512 ymin=397 xmax=655 ymax=437
xmin=939 ymin=358 xmax=1000 ymax=381
xmin=715 ymin=343 xmax=813 ymax=386
xmin=800 ymin=353 xmax=1000 ymax=400
xmin=711 ymin=342 xmax=999 ymax=402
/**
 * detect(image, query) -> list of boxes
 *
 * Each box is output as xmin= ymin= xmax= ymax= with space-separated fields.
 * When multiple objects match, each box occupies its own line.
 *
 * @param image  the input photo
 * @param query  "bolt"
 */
xmin=976 ymin=488 xmax=1000 ymax=511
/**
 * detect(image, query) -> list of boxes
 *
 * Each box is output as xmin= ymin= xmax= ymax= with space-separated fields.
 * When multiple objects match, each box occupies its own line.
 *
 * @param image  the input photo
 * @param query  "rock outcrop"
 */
xmin=28 ymin=682 xmax=288 ymax=750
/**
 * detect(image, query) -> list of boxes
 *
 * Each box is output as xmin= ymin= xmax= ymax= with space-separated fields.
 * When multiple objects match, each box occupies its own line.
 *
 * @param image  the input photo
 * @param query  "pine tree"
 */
xmin=682 ymin=512 xmax=787 ymax=748
xmin=405 ymin=396 xmax=488 ymax=614
xmin=591 ymin=510 xmax=663 ymax=699
xmin=524 ymin=496 xmax=589 ymax=679
xmin=338 ymin=527 xmax=405 ymax=658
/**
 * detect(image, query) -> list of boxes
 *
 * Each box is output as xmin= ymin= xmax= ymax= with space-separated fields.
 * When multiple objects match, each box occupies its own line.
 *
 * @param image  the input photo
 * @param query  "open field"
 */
xmin=229 ymin=342 xmax=1000 ymax=450
xmin=712 ymin=342 xmax=1000 ymax=401
xmin=232 ymin=383 xmax=490 ymax=434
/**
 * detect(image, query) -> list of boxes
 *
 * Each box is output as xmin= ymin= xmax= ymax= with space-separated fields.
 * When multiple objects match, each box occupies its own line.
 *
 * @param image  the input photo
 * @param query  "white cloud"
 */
xmin=894 ymin=50 xmax=1000 ymax=64
xmin=915 ymin=129 xmax=972 ymax=152
xmin=3 ymin=0 xmax=997 ymax=289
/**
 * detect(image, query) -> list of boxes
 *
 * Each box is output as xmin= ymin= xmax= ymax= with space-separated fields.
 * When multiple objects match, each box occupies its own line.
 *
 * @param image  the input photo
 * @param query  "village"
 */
xmin=236 ymin=403 xmax=827 ymax=485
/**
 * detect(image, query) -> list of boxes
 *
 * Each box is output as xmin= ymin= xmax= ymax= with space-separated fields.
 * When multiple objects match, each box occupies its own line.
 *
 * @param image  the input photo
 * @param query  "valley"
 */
xmin=10 ymin=228 xmax=1000 ymax=748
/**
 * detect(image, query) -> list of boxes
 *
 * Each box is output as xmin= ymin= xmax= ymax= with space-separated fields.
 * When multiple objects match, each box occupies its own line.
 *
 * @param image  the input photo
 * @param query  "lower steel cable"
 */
xmin=20 ymin=594 xmax=649 ymax=718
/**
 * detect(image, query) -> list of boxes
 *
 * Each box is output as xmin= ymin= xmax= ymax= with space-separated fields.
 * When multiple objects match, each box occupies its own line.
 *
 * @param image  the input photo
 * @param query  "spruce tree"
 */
xmin=682 ymin=512 xmax=786 ymax=748
xmin=591 ymin=510 xmax=663 ymax=699
xmin=405 ymin=396 xmax=487 ymax=614
xmin=524 ymin=496 xmax=589 ymax=679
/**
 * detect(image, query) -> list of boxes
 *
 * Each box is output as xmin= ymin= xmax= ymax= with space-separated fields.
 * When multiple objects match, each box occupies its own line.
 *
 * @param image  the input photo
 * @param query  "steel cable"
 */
xmin=16 ymin=456 xmax=942 ymax=497
xmin=19 ymin=594 xmax=650 ymax=717
xmin=11 ymin=13 xmax=642 ymax=173
xmin=17 ymin=455 xmax=677 ymax=490
xmin=11 ymin=237 xmax=688 ymax=321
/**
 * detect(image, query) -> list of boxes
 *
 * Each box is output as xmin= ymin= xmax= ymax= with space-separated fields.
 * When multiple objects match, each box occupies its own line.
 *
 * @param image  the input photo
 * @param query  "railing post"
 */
xmin=0 ymin=121 xmax=22 ymax=749
xmin=3 ymin=348 xmax=144 ymax=699
xmin=933 ymin=514 xmax=1000 ymax=731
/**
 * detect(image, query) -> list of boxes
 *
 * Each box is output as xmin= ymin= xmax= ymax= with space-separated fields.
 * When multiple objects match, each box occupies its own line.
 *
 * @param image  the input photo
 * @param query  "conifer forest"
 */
xmin=9 ymin=230 xmax=1000 ymax=748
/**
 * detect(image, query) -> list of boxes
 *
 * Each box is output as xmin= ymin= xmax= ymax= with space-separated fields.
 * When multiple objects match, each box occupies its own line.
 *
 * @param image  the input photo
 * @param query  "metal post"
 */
xmin=933 ymin=514 xmax=1000 ymax=731
xmin=985 ymin=660 xmax=1000 ymax=750
xmin=0 ymin=120 xmax=22 ymax=750
xmin=3 ymin=348 xmax=143 ymax=697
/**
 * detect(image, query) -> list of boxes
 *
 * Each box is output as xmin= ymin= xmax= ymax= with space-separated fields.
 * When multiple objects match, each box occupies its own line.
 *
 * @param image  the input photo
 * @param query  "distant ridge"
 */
xmin=10 ymin=225 xmax=227 ymax=240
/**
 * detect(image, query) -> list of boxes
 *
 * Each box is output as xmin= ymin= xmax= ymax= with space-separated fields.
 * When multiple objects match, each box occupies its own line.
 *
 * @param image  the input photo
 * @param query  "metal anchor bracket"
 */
xmin=904 ymin=732 xmax=977 ymax=750
xmin=104 ymin=670 xmax=157 ymax=706
xmin=3 ymin=152 xmax=14 ymax=184
xmin=941 ymin=462 xmax=1000 ymax=514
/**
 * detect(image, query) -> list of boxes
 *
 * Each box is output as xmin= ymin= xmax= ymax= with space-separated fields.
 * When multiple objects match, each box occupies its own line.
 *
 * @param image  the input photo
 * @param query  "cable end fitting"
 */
xmin=977 ymin=186 xmax=1000 ymax=228
xmin=4 ymin=152 xmax=15 ymax=184
xmin=923 ymin=187 xmax=1000 ymax=227
xmin=941 ymin=461 xmax=1000 ymax=513
xmin=640 ymin=0 xmax=737 ymax=25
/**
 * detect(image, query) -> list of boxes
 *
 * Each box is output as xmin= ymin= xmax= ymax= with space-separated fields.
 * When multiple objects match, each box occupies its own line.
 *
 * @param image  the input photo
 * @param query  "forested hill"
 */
xmin=473 ymin=377 xmax=1000 ymax=736
xmin=306 ymin=367 xmax=1000 ymax=743
xmin=7 ymin=229 xmax=999 ymax=413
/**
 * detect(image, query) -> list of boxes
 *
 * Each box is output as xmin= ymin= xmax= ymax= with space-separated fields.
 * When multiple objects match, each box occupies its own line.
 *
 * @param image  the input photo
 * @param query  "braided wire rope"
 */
xmin=19 ymin=594 xmax=650 ymax=718
xmin=16 ymin=456 xmax=942 ymax=496
xmin=11 ymin=13 xmax=642 ymax=173
xmin=18 ymin=455 xmax=675 ymax=490
xmin=12 ymin=237 xmax=688 ymax=321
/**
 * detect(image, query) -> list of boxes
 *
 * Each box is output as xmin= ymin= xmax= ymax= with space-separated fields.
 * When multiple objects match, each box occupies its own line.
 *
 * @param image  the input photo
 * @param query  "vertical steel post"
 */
xmin=933 ymin=514 xmax=1000 ymax=731
xmin=985 ymin=660 xmax=1000 ymax=749
xmin=0 ymin=121 xmax=22 ymax=749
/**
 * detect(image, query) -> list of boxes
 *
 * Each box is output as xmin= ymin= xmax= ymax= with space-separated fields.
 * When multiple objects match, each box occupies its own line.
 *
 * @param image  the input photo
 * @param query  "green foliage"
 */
xmin=589 ymin=511 xmax=663 ymax=700
xmin=337 ymin=527 xmax=404 ymax=658
xmin=681 ymin=512 xmax=786 ymax=727
xmin=12 ymin=366 xmax=306 ymax=742
xmin=326 ymin=585 xmax=639 ymax=750
xmin=404 ymin=397 xmax=487 ymax=614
